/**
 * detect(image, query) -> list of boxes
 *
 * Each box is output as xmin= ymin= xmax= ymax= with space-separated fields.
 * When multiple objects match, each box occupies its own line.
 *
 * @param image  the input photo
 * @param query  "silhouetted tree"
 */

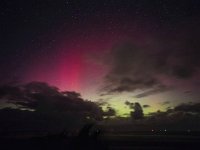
xmin=131 ymin=102 xmax=144 ymax=120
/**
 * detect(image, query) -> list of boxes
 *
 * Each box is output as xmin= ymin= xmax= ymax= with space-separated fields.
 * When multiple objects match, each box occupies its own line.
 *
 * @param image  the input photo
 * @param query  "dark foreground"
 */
xmin=1 ymin=132 xmax=200 ymax=150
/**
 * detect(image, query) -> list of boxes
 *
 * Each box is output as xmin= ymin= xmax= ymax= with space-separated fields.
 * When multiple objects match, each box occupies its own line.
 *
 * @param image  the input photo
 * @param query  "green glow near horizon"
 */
xmin=88 ymin=90 xmax=192 ymax=118
xmin=101 ymin=98 xmax=168 ymax=117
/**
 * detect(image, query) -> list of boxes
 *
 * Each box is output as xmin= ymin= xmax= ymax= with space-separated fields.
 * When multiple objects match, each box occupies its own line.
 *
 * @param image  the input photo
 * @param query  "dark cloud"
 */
xmin=174 ymin=103 xmax=200 ymax=113
xmin=161 ymin=101 xmax=171 ymax=105
xmin=135 ymin=86 xmax=171 ymax=98
xmin=102 ymin=25 xmax=200 ymax=96
xmin=61 ymin=91 xmax=81 ymax=99
xmin=184 ymin=91 xmax=192 ymax=94
xmin=125 ymin=101 xmax=134 ymax=109
xmin=96 ymin=99 xmax=109 ymax=106
xmin=0 ymin=82 xmax=104 ymax=133
xmin=145 ymin=103 xmax=200 ymax=130
xmin=0 ymin=82 xmax=101 ymax=115
xmin=143 ymin=104 xmax=150 ymax=108
xmin=103 ymin=107 xmax=116 ymax=117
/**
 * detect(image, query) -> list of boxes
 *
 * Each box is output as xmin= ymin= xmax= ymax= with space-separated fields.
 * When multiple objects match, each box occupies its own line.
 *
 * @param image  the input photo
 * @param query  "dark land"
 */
xmin=1 ymin=127 xmax=200 ymax=150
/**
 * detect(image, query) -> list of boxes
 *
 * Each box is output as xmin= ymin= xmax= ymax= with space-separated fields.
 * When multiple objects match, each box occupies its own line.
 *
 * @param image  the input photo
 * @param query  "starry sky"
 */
xmin=1 ymin=0 xmax=200 ymax=116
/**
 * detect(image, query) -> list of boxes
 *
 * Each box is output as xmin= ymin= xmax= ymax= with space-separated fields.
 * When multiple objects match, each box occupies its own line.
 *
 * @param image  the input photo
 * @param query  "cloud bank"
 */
xmin=102 ymin=25 xmax=200 ymax=97
xmin=0 ymin=82 xmax=106 ymax=133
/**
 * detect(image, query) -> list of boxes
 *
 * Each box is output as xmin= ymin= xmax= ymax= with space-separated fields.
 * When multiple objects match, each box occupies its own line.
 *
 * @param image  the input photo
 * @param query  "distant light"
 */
xmin=86 ymin=116 xmax=90 ymax=119
xmin=164 ymin=129 xmax=167 ymax=132
xmin=151 ymin=129 xmax=154 ymax=132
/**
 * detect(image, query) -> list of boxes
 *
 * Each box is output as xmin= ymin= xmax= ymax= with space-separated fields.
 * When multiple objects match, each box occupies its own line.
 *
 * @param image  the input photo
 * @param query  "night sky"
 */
xmin=1 ymin=0 xmax=200 ymax=116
